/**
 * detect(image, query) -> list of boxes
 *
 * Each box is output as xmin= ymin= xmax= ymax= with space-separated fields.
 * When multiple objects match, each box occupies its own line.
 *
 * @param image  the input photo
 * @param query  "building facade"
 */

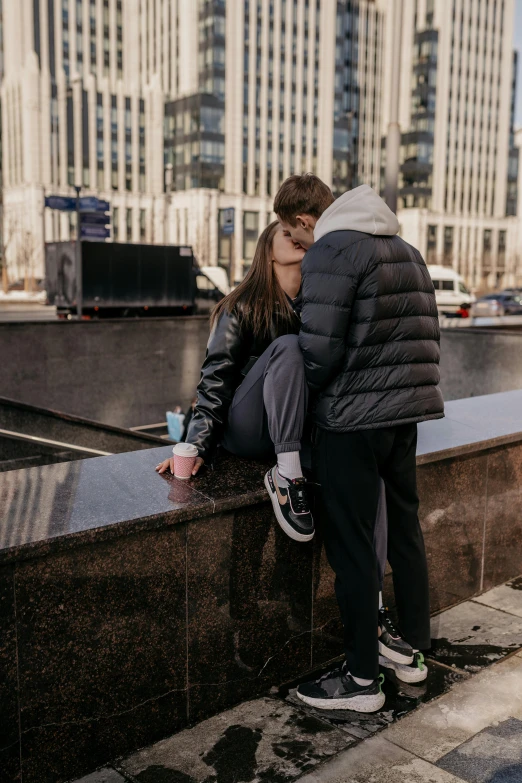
xmin=0 ymin=0 xmax=519 ymax=289
xmin=390 ymin=0 xmax=520 ymax=290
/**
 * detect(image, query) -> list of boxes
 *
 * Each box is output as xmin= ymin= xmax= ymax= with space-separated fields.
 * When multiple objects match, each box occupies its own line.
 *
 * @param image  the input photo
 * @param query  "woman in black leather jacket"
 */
xmin=156 ymin=221 xmax=315 ymax=542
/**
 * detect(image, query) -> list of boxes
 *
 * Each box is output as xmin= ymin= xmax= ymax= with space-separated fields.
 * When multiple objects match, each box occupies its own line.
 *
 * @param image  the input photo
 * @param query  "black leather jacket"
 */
xmin=186 ymin=295 xmax=301 ymax=461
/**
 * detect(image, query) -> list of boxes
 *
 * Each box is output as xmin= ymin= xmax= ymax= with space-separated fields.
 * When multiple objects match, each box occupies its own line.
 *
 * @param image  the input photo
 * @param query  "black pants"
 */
xmin=313 ymin=423 xmax=431 ymax=680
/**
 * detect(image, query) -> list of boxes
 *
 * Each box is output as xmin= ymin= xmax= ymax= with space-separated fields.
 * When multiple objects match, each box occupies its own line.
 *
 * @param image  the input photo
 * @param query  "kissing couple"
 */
xmin=156 ymin=173 xmax=444 ymax=713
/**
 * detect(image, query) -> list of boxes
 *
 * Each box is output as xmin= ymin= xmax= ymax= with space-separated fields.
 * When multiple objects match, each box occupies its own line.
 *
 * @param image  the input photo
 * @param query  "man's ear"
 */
xmin=296 ymin=214 xmax=317 ymax=231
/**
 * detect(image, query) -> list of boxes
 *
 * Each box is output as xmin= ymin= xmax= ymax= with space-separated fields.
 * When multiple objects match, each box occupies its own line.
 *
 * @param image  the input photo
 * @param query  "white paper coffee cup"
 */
xmin=172 ymin=442 xmax=198 ymax=480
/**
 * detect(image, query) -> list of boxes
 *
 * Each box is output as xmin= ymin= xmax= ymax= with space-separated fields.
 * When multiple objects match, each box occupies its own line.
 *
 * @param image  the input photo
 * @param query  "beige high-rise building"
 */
xmin=388 ymin=0 xmax=520 ymax=290
xmin=0 ymin=0 xmax=519 ymax=289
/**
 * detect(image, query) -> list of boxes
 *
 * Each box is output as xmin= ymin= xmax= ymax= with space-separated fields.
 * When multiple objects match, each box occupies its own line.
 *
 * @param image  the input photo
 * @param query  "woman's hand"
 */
xmin=155 ymin=456 xmax=205 ymax=477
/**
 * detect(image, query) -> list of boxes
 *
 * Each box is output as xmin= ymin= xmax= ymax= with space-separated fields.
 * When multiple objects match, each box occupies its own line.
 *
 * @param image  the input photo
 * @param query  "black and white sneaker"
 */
xmin=378 ymin=607 xmax=414 ymax=665
xmin=264 ymin=466 xmax=314 ymax=542
xmin=379 ymin=651 xmax=428 ymax=683
xmin=296 ymin=662 xmax=385 ymax=713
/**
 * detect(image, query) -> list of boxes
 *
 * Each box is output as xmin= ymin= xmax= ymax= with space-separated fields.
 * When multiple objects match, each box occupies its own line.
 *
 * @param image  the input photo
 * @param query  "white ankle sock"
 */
xmin=379 ymin=591 xmax=384 ymax=609
xmin=277 ymin=451 xmax=303 ymax=481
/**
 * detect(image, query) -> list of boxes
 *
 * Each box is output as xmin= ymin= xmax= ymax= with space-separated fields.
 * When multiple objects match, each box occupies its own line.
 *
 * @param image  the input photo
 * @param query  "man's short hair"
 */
xmin=274 ymin=173 xmax=335 ymax=226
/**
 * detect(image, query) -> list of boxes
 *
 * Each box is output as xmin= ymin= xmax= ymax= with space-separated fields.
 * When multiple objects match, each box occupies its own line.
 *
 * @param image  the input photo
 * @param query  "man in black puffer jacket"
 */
xmin=274 ymin=174 xmax=444 ymax=713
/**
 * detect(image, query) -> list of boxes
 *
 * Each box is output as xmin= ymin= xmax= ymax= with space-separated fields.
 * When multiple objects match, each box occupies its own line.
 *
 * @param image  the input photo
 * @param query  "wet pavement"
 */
xmin=72 ymin=577 xmax=522 ymax=783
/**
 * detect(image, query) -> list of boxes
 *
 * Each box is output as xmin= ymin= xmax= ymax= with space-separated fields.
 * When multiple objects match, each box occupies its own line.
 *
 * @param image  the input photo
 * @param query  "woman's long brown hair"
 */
xmin=210 ymin=220 xmax=298 ymax=337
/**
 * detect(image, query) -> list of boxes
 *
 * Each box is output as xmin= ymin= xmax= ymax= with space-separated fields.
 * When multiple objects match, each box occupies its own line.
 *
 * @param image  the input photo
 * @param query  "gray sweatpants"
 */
xmin=222 ymin=334 xmax=308 ymax=458
xmin=221 ymin=333 xmax=388 ymax=590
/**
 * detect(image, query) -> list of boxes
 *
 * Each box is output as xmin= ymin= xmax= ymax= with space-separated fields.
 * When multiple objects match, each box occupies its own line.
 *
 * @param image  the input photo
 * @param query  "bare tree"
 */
xmin=19 ymin=229 xmax=37 ymax=292
xmin=1 ymin=211 xmax=19 ymax=293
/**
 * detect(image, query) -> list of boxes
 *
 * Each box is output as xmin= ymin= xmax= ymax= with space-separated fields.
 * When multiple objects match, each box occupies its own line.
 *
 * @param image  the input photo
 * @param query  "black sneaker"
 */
xmin=378 ymin=607 xmax=414 ymax=665
xmin=296 ymin=663 xmax=385 ymax=713
xmin=264 ymin=466 xmax=314 ymax=542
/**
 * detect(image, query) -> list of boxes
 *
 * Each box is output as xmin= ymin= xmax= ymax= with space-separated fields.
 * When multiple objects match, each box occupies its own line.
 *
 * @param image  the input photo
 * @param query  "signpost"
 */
xmin=44 ymin=196 xmax=77 ymax=211
xmin=79 ymin=197 xmax=110 ymax=213
xmin=222 ymin=208 xmax=235 ymax=286
xmin=80 ymin=225 xmax=111 ymax=240
xmin=44 ymin=191 xmax=111 ymax=318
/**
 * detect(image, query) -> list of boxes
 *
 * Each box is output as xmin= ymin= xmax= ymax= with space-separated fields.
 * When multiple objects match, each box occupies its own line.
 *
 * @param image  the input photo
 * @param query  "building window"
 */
xmin=139 ymin=209 xmax=146 ymax=240
xmin=243 ymin=211 xmax=258 ymax=263
xmin=126 ymin=208 xmax=133 ymax=241
xmin=66 ymin=90 xmax=74 ymax=185
xmin=427 ymin=224 xmax=437 ymax=263
xmin=96 ymin=92 xmax=104 ymax=188
xmin=113 ymin=206 xmax=119 ymax=240
xmin=498 ymin=230 xmax=506 ymax=264
xmin=443 ymin=226 xmax=453 ymax=266
xmin=82 ymin=89 xmax=89 ymax=186
xmin=218 ymin=209 xmax=232 ymax=268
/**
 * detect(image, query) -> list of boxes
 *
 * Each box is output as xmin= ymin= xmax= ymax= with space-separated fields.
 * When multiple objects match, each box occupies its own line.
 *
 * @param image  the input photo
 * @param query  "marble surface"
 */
xmin=482 ymin=442 xmax=522 ymax=590
xmin=0 ymin=564 xmax=19 ymax=783
xmin=120 ymin=696 xmax=353 ymax=782
xmin=430 ymin=601 xmax=522 ymax=672
xmin=71 ymin=770 xmax=124 ymax=783
xmin=0 ymin=445 xmax=213 ymax=563
xmin=417 ymin=389 xmax=522 ymax=463
xmin=298 ymin=735 xmax=464 ymax=783
xmin=384 ymin=652 xmax=522 ymax=763
xmin=437 ymin=718 xmax=522 ymax=783
xmin=0 ymin=395 xmax=168 ymax=454
xmin=15 ymin=523 xmax=188 ymax=783
xmin=417 ymin=453 xmax=488 ymax=613
xmin=474 ymin=577 xmax=522 ymax=618
xmin=186 ymin=503 xmax=314 ymax=723
xmin=2 ymin=390 xmax=522 ymax=566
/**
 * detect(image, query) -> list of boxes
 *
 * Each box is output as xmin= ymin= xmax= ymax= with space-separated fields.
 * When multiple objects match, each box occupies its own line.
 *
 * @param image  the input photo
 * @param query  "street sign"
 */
xmin=80 ymin=212 xmax=110 ymax=226
xmin=45 ymin=195 xmax=77 ymax=211
xmin=80 ymin=225 xmax=111 ymax=240
xmin=79 ymin=197 xmax=111 ymax=213
xmin=222 ymin=207 xmax=235 ymax=235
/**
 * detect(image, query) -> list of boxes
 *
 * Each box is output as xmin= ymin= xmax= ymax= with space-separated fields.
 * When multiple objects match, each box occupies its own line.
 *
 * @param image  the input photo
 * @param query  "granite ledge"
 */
xmin=1 ymin=390 xmax=522 ymax=566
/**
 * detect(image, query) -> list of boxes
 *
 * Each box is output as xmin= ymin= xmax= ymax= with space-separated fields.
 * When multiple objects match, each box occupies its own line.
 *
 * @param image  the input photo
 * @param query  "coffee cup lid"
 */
xmin=172 ymin=442 xmax=198 ymax=457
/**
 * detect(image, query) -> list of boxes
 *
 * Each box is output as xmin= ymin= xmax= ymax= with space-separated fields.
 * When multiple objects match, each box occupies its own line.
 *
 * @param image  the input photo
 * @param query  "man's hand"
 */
xmin=155 ymin=456 xmax=205 ymax=477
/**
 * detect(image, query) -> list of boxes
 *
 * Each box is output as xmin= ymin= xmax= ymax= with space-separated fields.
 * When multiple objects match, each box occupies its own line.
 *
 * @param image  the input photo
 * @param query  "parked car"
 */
xmin=426 ymin=265 xmax=475 ymax=315
xmin=471 ymin=292 xmax=522 ymax=317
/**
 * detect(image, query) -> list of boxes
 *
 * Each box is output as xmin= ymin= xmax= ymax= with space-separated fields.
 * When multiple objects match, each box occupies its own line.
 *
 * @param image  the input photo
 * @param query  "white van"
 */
xmin=426 ymin=265 xmax=475 ymax=315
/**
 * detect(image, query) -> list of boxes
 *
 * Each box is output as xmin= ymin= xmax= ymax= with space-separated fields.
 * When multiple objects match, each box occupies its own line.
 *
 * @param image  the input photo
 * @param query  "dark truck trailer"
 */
xmin=45 ymin=241 xmax=198 ymax=318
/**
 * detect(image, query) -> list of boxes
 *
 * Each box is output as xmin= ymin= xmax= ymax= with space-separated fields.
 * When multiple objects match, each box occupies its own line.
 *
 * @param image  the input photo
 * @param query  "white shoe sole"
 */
xmin=378 ymin=640 xmax=414 ymax=665
xmin=379 ymin=655 xmax=428 ymax=683
xmin=264 ymin=473 xmax=315 ymax=542
xmin=296 ymin=689 xmax=386 ymax=713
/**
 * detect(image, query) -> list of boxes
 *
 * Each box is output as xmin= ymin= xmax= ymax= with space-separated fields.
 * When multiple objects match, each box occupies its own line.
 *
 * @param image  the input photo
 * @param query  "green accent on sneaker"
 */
xmin=378 ymin=673 xmax=385 ymax=692
xmin=415 ymin=652 xmax=425 ymax=671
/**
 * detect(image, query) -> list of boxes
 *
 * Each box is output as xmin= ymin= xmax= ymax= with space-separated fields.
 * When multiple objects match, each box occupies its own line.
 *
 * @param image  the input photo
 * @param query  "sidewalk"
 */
xmin=74 ymin=576 xmax=522 ymax=783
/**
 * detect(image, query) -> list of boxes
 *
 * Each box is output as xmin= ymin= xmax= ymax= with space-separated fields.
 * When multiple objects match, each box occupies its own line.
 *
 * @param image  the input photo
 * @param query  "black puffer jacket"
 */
xmin=186 ymin=298 xmax=301 ymax=460
xmin=299 ymin=185 xmax=444 ymax=432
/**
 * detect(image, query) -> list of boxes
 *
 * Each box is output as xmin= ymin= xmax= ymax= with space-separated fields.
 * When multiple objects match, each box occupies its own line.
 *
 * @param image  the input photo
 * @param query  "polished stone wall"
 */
xmin=2 ymin=322 xmax=522 ymax=431
xmin=1 ymin=436 xmax=522 ymax=783
xmin=0 ymin=317 xmax=210 ymax=427
xmin=439 ymin=328 xmax=522 ymax=400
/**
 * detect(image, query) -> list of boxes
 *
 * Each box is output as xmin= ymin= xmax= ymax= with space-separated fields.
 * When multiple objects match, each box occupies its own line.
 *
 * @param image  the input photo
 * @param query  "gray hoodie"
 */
xmin=313 ymin=184 xmax=400 ymax=242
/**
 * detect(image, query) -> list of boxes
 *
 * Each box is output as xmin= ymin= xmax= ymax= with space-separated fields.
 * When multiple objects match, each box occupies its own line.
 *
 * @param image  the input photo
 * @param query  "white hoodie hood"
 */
xmin=313 ymin=184 xmax=399 ymax=242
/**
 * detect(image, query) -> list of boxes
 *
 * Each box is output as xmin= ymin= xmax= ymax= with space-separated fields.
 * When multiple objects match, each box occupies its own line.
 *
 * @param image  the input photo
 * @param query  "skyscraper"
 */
xmin=0 ymin=0 xmax=519 ymax=290
xmin=390 ymin=0 xmax=520 ymax=290
xmin=164 ymin=0 xmax=388 ymax=279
